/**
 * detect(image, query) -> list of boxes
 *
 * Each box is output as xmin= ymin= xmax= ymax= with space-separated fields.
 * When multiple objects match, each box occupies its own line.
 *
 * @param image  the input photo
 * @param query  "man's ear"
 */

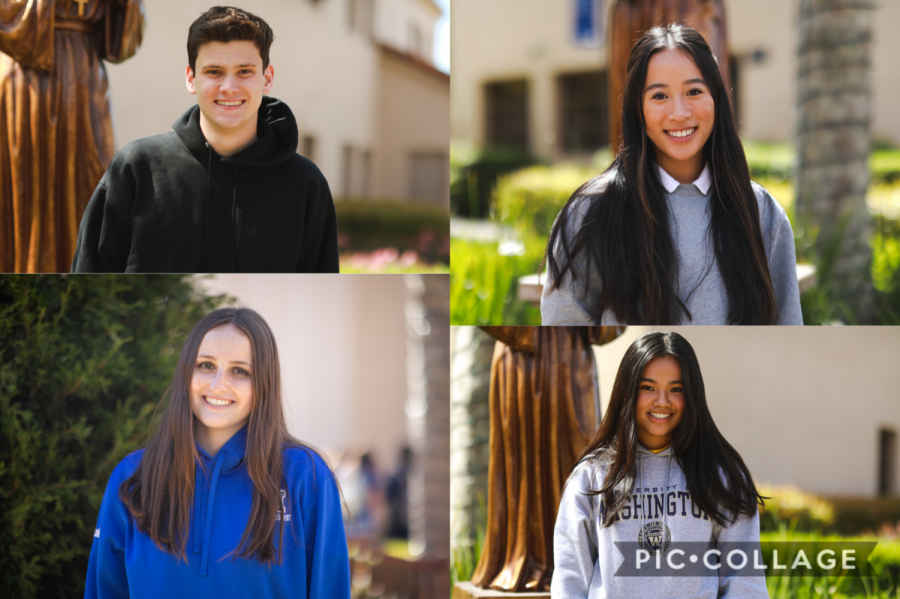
xmin=263 ymin=64 xmax=274 ymax=95
xmin=186 ymin=65 xmax=197 ymax=95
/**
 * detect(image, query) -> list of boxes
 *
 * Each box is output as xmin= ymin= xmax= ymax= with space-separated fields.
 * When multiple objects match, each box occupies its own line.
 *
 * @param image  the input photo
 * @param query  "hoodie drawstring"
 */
xmin=639 ymin=450 xmax=673 ymax=556
xmin=198 ymin=450 xmax=227 ymax=576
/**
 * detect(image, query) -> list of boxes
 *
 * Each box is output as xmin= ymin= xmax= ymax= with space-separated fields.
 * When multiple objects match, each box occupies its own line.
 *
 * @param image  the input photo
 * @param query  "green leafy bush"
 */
xmin=493 ymin=164 xmax=596 ymax=238
xmin=450 ymin=238 xmax=543 ymax=325
xmin=758 ymin=484 xmax=836 ymax=533
xmin=450 ymin=144 xmax=538 ymax=218
xmin=0 ymin=275 xmax=227 ymax=598
xmin=335 ymin=200 xmax=449 ymax=264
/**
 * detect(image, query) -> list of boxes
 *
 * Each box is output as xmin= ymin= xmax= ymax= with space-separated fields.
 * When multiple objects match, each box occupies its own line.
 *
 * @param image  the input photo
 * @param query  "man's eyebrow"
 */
xmin=201 ymin=63 xmax=257 ymax=69
xmin=645 ymin=78 xmax=708 ymax=92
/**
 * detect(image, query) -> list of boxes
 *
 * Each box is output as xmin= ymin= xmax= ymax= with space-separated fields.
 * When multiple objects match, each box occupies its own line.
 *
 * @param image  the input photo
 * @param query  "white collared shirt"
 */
xmin=657 ymin=163 xmax=711 ymax=195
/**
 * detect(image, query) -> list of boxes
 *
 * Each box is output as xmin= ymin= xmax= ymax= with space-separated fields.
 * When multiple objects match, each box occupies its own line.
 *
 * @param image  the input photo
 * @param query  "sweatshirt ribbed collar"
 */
xmin=636 ymin=441 xmax=675 ymax=457
xmin=657 ymin=163 xmax=711 ymax=195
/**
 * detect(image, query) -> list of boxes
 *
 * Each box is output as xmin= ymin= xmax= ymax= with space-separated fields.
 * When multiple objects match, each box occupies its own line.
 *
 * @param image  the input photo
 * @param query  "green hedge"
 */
xmin=744 ymin=143 xmax=900 ymax=185
xmin=0 ymin=275 xmax=227 ymax=598
xmin=450 ymin=238 xmax=543 ymax=325
xmin=336 ymin=200 xmax=449 ymax=264
xmin=450 ymin=144 xmax=539 ymax=218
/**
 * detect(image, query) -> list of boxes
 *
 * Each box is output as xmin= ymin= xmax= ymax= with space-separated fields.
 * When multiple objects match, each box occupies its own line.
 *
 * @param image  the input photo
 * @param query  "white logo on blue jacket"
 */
xmin=277 ymin=489 xmax=291 ymax=522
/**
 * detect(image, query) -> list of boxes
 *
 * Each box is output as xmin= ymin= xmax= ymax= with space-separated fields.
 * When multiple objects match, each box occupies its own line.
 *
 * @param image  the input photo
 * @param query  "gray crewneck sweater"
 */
xmin=551 ymin=444 xmax=768 ymax=599
xmin=541 ymin=171 xmax=803 ymax=325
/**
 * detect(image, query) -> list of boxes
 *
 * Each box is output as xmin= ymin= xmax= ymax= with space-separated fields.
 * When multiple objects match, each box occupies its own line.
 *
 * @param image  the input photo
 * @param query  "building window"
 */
xmin=409 ymin=152 xmax=447 ymax=204
xmin=301 ymin=135 xmax=316 ymax=162
xmin=573 ymin=0 xmax=606 ymax=47
xmin=348 ymin=0 xmax=373 ymax=35
xmin=409 ymin=23 xmax=423 ymax=58
xmin=342 ymin=145 xmax=370 ymax=199
xmin=557 ymin=70 xmax=608 ymax=154
xmin=484 ymin=79 xmax=529 ymax=151
xmin=342 ymin=145 xmax=353 ymax=198
xmin=879 ymin=428 xmax=896 ymax=496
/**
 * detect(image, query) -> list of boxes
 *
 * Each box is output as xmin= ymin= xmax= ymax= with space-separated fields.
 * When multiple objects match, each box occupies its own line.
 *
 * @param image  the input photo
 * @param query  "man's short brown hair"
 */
xmin=187 ymin=6 xmax=274 ymax=74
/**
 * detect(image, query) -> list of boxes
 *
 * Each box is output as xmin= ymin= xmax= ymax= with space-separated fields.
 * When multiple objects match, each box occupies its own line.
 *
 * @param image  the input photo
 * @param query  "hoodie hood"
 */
xmin=172 ymin=96 xmax=299 ymax=167
xmin=636 ymin=442 xmax=674 ymax=457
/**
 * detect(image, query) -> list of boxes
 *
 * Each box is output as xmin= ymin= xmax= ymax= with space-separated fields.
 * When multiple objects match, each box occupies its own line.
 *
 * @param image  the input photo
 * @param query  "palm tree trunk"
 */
xmin=795 ymin=0 xmax=875 ymax=321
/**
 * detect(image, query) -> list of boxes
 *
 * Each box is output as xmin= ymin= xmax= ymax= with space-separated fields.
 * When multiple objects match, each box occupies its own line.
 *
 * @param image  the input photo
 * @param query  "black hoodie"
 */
xmin=71 ymin=97 xmax=339 ymax=273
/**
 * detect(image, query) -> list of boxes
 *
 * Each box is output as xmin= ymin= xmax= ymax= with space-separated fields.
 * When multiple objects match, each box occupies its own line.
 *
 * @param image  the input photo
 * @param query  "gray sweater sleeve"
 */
xmin=551 ymin=462 xmax=598 ymax=599
xmin=754 ymin=183 xmax=803 ymax=325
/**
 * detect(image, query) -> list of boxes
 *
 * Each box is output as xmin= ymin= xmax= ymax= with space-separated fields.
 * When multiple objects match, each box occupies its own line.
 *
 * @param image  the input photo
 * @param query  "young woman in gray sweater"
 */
xmin=552 ymin=331 xmax=768 ymax=598
xmin=542 ymin=25 xmax=802 ymax=325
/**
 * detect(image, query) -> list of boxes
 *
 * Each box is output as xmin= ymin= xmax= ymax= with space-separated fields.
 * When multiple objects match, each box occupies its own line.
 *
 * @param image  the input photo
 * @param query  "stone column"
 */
xmin=405 ymin=274 xmax=451 ymax=558
xmin=449 ymin=327 xmax=493 ymax=556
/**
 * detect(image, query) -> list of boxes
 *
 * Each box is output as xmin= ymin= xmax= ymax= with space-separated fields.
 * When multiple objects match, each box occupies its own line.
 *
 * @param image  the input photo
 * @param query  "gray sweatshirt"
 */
xmin=541 ymin=167 xmax=803 ymax=325
xmin=551 ymin=444 xmax=768 ymax=599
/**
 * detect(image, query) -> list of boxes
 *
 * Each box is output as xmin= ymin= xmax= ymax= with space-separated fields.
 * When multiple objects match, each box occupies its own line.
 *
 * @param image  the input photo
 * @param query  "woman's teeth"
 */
xmin=667 ymin=128 xmax=696 ymax=138
xmin=650 ymin=412 xmax=672 ymax=419
xmin=204 ymin=396 xmax=233 ymax=407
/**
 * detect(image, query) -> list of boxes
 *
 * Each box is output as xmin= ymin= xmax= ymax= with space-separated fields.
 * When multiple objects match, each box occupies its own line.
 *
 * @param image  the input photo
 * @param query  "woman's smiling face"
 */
xmin=190 ymin=324 xmax=254 ymax=450
xmin=635 ymin=355 xmax=685 ymax=449
xmin=642 ymin=48 xmax=715 ymax=182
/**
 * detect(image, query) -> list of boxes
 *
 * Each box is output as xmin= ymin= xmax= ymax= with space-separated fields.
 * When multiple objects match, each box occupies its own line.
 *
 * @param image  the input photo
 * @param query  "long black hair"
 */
xmin=579 ymin=331 xmax=763 ymax=527
xmin=544 ymin=24 xmax=776 ymax=324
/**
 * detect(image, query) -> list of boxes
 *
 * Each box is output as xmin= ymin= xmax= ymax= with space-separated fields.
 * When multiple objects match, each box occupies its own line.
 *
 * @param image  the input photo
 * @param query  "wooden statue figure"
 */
xmin=608 ymin=0 xmax=729 ymax=153
xmin=0 ymin=0 xmax=145 ymax=273
xmin=471 ymin=326 xmax=625 ymax=592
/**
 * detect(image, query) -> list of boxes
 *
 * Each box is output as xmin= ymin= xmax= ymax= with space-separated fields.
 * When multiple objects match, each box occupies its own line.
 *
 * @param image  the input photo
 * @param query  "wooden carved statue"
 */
xmin=471 ymin=326 xmax=625 ymax=592
xmin=608 ymin=0 xmax=729 ymax=153
xmin=0 ymin=0 xmax=145 ymax=273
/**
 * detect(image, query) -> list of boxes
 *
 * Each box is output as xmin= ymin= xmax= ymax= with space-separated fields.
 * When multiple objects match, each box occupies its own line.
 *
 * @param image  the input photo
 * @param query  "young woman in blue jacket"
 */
xmin=85 ymin=308 xmax=350 ymax=598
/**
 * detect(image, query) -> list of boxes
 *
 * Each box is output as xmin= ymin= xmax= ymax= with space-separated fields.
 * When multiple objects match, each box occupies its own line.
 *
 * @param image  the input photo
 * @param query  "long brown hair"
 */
xmin=544 ymin=24 xmax=777 ymax=324
xmin=578 ymin=331 xmax=763 ymax=527
xmin=119 ymin=307 xmax=313 ymax=565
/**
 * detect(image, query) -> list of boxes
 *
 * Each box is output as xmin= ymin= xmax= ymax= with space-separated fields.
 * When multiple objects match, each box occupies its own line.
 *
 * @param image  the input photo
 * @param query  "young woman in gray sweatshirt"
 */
xmin=542 ymin=24 xmax=802 ymax=325
xmin=552 ymin=331 xmax=768 ymax=599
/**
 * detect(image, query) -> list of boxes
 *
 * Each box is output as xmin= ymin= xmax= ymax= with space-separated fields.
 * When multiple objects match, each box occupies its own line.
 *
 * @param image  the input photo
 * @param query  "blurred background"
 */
xmin=450 ymin=0 xmax=900 ymax=324
xmin=451 ymin=326 xmax=900 ymax=597
xmin=0 ymin=274 xmax=450 ymax=598
xmin=105 ymin=0 xmax=451 ymax=272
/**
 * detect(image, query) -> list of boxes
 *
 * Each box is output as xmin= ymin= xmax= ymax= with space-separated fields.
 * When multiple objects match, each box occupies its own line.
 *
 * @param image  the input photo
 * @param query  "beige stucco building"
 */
xmin=451 ymin=0 xmax=900 ymax=160
xmin=593 ymin=326 xmax=900 ymax=498
xmin=106 ymin=0 xmax=449 ymax=206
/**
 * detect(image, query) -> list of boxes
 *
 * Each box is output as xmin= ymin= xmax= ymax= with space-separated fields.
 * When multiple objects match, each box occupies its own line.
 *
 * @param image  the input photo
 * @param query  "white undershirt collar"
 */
xmin=657 ymin=163 xmax=711 ymax=195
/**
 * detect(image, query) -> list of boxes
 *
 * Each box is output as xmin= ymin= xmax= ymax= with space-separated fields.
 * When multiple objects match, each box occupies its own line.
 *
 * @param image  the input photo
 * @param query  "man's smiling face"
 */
xmin=186 ymin=40 xmax=273 ymax=138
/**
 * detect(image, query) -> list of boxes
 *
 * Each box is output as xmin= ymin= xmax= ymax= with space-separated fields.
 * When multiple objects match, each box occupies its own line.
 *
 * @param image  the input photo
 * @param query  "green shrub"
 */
xmin=450 ymin=144 xmax=539 ymax=218
xmin=0 ymin=275 xmax=227 ymax=598
xmin=759 ymin=485 xmax=836 ymax=533
xmin=493 ymin=165 xmax=596 ymax=238
xmin=450 ymin=238 xmax=543 ymax=325
xmin=335 ymin=200 xmax=449 ymax=264
xmin=760 ymin=531 xmax=900 ymax=599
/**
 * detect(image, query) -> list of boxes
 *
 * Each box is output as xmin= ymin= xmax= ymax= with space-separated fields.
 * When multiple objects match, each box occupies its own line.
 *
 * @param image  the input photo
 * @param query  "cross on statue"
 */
xmin=74 ymin=0 xmax=87 ymax=16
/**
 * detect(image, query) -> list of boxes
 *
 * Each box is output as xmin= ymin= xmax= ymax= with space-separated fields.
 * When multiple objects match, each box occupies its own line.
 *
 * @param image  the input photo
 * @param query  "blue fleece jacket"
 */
xmin=84 ymin=426 xmax=350 ymax=598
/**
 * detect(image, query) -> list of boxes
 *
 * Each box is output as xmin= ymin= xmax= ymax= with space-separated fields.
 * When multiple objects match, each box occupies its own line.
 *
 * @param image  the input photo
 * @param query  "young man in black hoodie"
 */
xmin=71 ymin=7 xmax=340 ymax=273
